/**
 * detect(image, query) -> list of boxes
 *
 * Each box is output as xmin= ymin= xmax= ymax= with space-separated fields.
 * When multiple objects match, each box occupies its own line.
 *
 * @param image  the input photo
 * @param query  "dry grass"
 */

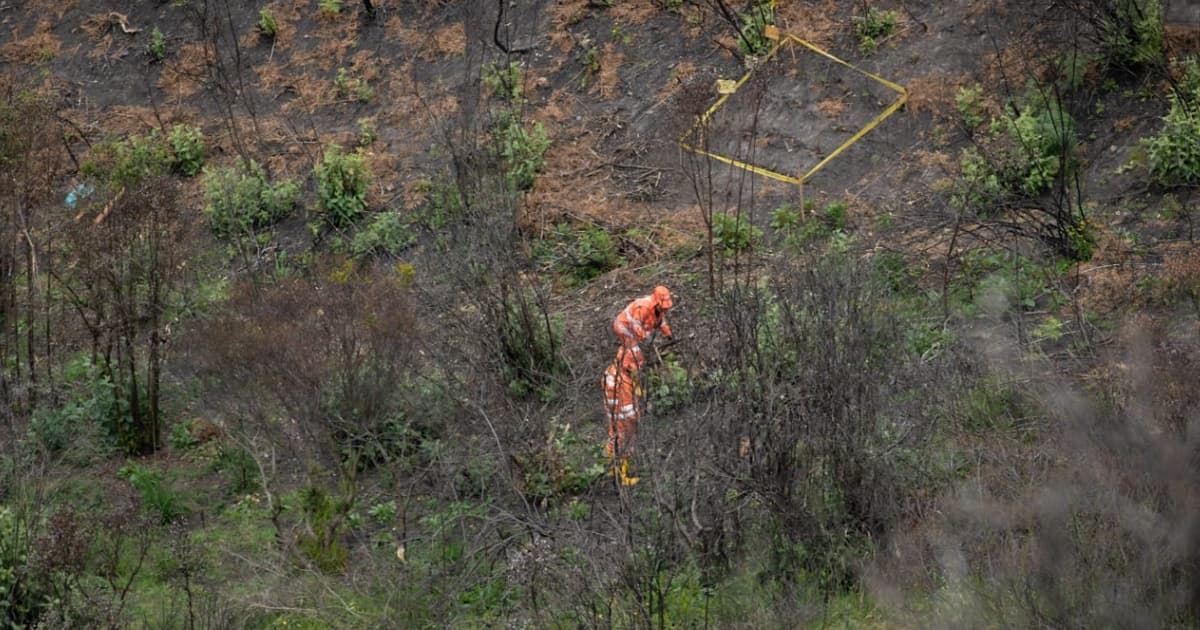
xmin=432 ymin=22 xmax=467 ymax=58
xmin=913 ymin=149 xmax=955 ymax=173
xmin=349 ymin=50 xmax=385 ymax=85
xmin=906 ymin=74 xmax=971 ymax=117
xmin=94 ymin=105 xmax=163 ymax=138
xmin=654 ymin=60 xmax=696 ymax=103
xmin=384 ymin=15 xmax=463 ymax=61
xmin=610 ymin=3 xmax=659 ymax=25
xmin=0 ymin=20 xmax=61 ymax=64
xmin=776 ymin=0 xmax=841 ymax=47
xmin=290 ymin=19 xmax=357 ymax=72
xmin=593 ymin=42 xmax=623 ymax=99
xmin=549 ymin=0 xmax=598 ymax=53
xmin=262 ymin=0 xmax=303 ymax=52
xmin=1166 ymin=23 xmax=1200 ymax=55
xmin=158 ymin=42 xmax=211 ymax=100
xmin=816 ymin=97 xmax=847 ymax=118
xmin=27 ymin=0 xmax=77 ymax=22
xmin=1071 ymin=227 xmax=1146 ymax=314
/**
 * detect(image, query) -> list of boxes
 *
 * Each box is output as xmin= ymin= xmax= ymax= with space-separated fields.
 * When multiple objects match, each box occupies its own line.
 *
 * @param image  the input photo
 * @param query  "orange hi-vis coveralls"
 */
xmin=603 ymin=352 xmax=641 ymax=461
xmin=612 ymin=285 xmax=674 ymax=364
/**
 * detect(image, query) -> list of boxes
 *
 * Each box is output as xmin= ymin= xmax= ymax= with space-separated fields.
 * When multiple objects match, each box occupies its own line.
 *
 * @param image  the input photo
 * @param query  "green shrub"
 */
xmin=350 ymin=210 xmax=416 ymax=258
xmin=334 ymin=67 xmax=373 ymax=103
xmin=953 ymin=90 xmax=1076 ymax=206
xmin=81 ymin=131 xmax=171 ymax=188
xmin=28 ymin=355 xmax=130 ymax=462
xmin=146 ymin=27 xmax=167 ymax=62
xmin=1143 ymin=61 xmax=1200 ymax=185
xmin=257 ymin=8 xmax=278 ymax=37
xmin=168 ymin=124 xmax=205 ymax=176
xmin=497 ymin=290 xmax=566 ymax=401
xmin=357 ymin=117 xmax=377 ymax=146
xmin=646 ymin=352 xmax=690 ymax=413
xmin=319 ymin=0 xmax=343 ymax=16
xmin=737 ymin=2 xmax=776 ymax=57
xmin=367 ymin=500 xmax=397 ymax=525
xmin=494 ymin=112 xmax=550 ymax=191
xmin=712 ymin=212 xmax=762 ymax=255
xmin=769 ymin=201 xmax=849 ymax=251
xmin=855 ymin=7 xmax=898 ymax=54
xmin=212 ymin=444 xmax=260 ymax=495
xmin=296 ymin=485 xmax=349 ymax=573
xmin=410 ymin=177 xmax=465 ymax=230
xmin=203 ymin=159 xmax=300 ymax=236
xmin=514 ymin=423 xmax=605 ymax=501
xmin=535 ymin=223 xmax=623 ymax=285
xmin=1106 ymin=0 xmax=1162 ymax=65
xmin=316 ymin=144 xmax=372 ymax=227
xmin=955 ymin=85 xmax=987 ymax=129
xmin=482 ymin=61 xmax=523 ymax=101
xmin=169 ymin=421 xmax=199 ymax=451
xmin=118 ymin=462 xmax=188 ymax=524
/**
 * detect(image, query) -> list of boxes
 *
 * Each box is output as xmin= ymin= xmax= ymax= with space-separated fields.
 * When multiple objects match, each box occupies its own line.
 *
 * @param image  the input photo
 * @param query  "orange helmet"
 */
xmin=652 ymin=285 xmax=673 ymax=309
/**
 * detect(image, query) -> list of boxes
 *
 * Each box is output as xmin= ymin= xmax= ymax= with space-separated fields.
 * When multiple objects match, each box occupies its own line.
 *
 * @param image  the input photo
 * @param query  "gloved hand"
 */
xmin=660 ymin=322 xmax=673 ymax=340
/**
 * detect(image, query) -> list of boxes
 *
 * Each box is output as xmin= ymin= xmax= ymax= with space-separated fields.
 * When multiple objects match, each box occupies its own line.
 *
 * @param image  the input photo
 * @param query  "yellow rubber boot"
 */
xmin=618 ymin=459 xmax=640 ymax=487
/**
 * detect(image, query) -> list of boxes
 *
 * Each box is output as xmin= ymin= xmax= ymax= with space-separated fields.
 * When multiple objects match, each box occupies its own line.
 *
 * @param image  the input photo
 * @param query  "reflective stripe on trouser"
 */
xmin=606 ymin=410 xmax=638 ymax=459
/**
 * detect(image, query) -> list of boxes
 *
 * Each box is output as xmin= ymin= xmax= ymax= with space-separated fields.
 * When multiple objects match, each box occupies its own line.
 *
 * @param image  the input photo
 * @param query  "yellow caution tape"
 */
xmin=679 ymin=31 xmax=908 ymax=187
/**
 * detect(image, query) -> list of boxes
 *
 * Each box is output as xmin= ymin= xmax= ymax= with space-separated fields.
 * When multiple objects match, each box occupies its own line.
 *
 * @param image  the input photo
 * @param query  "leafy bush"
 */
xmin=855 ymin=7 xmax=898 ymax=53
xmin=1105 ymin=0 xmax=1162 ymax=65
xmin=28 ymin=355 xmax=130 ymax=463
xmin=535 ymin=223 xmax=623 ymax=285
xmin=645 ymin=352 xmax=690 ymax=413
xmin=408 ymin=177 xmax=465 ymax=230
xmin=212 ymin=443 xmax=260 ymax=495
xmin=81 ymin=132 xmax=171 ymax=188
xmin=955 ymin=84 xmax=987 ymax=129
xmin=770 ymin=201 xmax=850 ymax=251
xmin=333 ymin=67 xmax=373 ymax=103
xmin=368 ymin=500 xmax=397 ymax=525
xmin=737 ymin=2 xmax=776 ymax=57
xmin=257 ymin=8 xmax=278 ymax=37
xmin=712 ymin=212 xmax=762 ymax=255
xmin=203 ymin=159 xmax=300 ymax=236
xmin=514 ymin=423 xmax=606 ymax=501
xmin=319 ymin=0 xmax=343 ymax=16
xmin=168 ymin=124 xmax=205 ymax=176
xmin=496 ymin=288 xmax=566 ymax=401
xmin=146 ymin=27 xmax=167 ymax=62
xmin=953 ymin=90 xmax=1076 ymax=207
xmin=483 ymin=61 xmax=523 ymax=101
xmin=118 ymin=462 xmax=188 ymax=524
xmin=316 ymin=144 xmax=371 ymax=227
xmin=168 ymin=421 xmax=199 ymax=451
xmin=357 ymin=117 xmax=377 ymax=147
xmin=1142 ymin=61 xmax=1200 ymax=185
xmin=350 ymin=210 xmax=416 ymax=258
xmin=296 ymin=485 xmax=349 ymax=573
xmin=494 ymin=112 xmax=550 ymax=191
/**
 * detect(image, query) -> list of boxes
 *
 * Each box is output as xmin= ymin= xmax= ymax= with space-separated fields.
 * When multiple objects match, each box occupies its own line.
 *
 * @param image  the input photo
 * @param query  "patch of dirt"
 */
xmin=906 ymin=73 xmax=970 ymax=117
xmin=593 ymin=42 xmax=622 ymax=99
xmin=0 ymin=20 xmax=61 ymax=64
xmin=158 ymin=41 xmax=210 ymax=99
xmin=775 ymin=0 xmax=842 ymax=47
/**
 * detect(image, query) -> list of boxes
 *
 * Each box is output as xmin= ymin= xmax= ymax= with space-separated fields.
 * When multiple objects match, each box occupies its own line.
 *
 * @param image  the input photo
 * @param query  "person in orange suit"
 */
xmin=612 ymin=285 xmax=674 ymax=366
xmin=603 ymin=348 xmax=643 ymax=486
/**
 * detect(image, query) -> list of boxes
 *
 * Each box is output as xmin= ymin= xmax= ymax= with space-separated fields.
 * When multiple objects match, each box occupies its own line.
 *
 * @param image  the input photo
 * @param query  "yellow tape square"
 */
xmin=679 ymin=33 xmax=908 ymax=186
